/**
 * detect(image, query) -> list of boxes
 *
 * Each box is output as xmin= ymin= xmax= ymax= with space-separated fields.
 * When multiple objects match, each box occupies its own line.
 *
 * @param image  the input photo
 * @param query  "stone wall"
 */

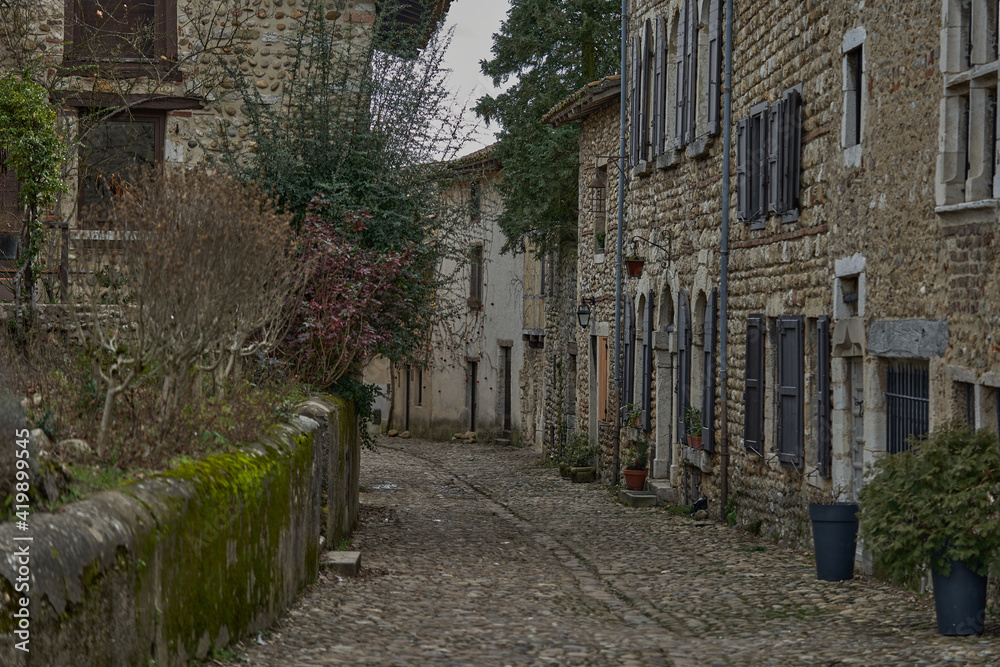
xmin=0 ymin=396 xmax=358 ymax=667
xmin=559 ymin=0 xmax=985 ymax=552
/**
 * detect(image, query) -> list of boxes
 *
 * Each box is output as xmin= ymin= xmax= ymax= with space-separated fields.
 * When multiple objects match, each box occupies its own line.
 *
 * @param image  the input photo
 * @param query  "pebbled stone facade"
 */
xmin=552 ymin=0 xmax=1000 ymax=553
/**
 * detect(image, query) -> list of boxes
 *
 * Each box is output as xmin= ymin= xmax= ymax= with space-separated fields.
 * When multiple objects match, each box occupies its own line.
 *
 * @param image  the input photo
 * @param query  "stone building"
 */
xmin=551 ymin=0 xmax=999 ymax=550
xmin=388 ymin=145 xmax=528 ymax=446
xmin=0 ymin=0 xmax=450 ymax=288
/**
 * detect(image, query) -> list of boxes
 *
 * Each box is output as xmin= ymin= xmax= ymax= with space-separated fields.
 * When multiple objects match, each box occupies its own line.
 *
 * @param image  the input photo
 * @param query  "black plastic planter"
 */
xmin=931 ymin=558 xmax=987 ymax=636
xmin=809 ymin=503 xmax=859 ymax=581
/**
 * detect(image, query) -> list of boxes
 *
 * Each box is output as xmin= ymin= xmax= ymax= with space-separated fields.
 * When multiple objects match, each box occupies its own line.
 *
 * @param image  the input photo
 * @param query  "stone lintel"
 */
xmin=867 ymin=320 xmax=948 ymax=359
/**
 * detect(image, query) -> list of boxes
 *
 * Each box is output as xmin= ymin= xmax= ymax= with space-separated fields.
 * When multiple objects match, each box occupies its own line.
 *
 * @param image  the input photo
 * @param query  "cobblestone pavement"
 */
xmin=221 ymin=437 xmax=1000 ymax=666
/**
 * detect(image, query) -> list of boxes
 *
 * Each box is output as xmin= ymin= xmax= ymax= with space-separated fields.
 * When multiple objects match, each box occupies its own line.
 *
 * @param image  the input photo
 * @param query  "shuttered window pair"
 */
xmin=629 ymin=2 xmax=722 ymax=165
xmin=68 ymin=0 xmax=176 ymax=63
xmin=736 ymin=86 xmax=802 ymax=228
xmin=743 ymin=315 xmax=803 ymax=466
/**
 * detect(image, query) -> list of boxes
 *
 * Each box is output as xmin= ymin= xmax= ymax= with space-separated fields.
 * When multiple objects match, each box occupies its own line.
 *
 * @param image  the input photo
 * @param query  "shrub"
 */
xmin=858 ymin=423 xmax=1000 ymax=587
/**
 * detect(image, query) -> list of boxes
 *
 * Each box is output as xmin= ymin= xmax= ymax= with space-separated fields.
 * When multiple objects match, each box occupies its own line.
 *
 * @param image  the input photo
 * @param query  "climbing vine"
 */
xmin=0 ymin=73 xmax=65 ymax=309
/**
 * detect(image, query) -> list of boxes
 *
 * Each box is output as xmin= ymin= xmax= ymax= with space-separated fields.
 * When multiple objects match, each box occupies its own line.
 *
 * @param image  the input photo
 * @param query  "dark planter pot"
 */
xmin=809 ymin=503 xmax=858 ymax=581
xmin=932 ymin=558 xmax=988 ymax=636
xmin=559 ymin=462 xmax=571 ymax=478
xmin=570 ymin=466 xmax=596 ymax=483
xmin=623 ymin=469 xmax=648 ymax=491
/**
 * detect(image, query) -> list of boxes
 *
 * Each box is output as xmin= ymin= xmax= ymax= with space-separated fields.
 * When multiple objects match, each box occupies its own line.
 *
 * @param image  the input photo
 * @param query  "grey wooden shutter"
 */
xmin=630 ymin=38 xmax=639 ymax=165
xmin=817 ymin=316 xmax=832 ymax=479
xmin=736 ymin=117 xmax=748 ymax=221
xmin=749 ymin=102 xmax=769 ymax=226
xmin=639 ymin=19 xmax=652 ymax=161
xmin=677 ymin=290 xmax=691 ymax=444
xmin=768 ymin=99 xmax=784 ymax=216
xmin=652 ymin=17 xmax=665 ymax=157
xmin=642 ymin=291 xmax=654 ymax=430
xmin=781 ymin=85 xmax=803 ymax=223
xmin=744 ymin=314 xmax=765 ymax=454
xmin=707 ymin=0 xmax=722 ymax=135
xmin=777 ymin=315 xmax=804 ymax=468
xmin=702 ymin=288 xmax=718 ymax=452
xmin=624 ymin=294 xmax=636 ymax=410
xmin=684 ymin=0 xmax=698 ymax=144
xmin=674 ymin=1 xmax=688 ymax=147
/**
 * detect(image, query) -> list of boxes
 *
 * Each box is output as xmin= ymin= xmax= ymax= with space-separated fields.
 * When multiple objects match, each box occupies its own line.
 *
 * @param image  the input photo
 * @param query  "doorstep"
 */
xmin=619 ymin=490 xmax=657 ymax=508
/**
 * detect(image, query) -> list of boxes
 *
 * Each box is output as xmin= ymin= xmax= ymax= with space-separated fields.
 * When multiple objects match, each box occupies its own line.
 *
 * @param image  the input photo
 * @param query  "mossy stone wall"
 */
xmin=0 ymin=396 xmax=358 ymax=666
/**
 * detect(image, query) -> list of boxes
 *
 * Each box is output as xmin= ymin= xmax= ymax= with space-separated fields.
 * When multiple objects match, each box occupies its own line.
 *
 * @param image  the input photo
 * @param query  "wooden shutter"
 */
xmin=639 ymin=19 xmax=652 ymax=161
xmin=684 ymin=0 xmax=698 ymax=144
xmin=777 ymin=315 xmax=804 ymax=468
xmin=768 ymin=99 xmax=784 ymax=216
xmin=674 ymin=1 xmax=688 ymax=147
xmin=677 ymin=290 xmax=691 ymax=444
xmin=598 ymin=336 xmax=609 ymax=423
xmin=652 ymin=17 xmax=665 ymax=157
xmin=630 ymin=37 xmax=640 ymax=165
xmin=781 ymin=85 xmax=803 ymax=223
xmin=749 ymin=102 xmax=769 ymax=226
xmin=624 ymin=293 xmax=636 ymax=411
xmin=642 ymin=291 xmax=654 ymax=431
xmin=817 ymin=316 xmax=832 ymax=479
xmin=707 ymin=0 xmax=722 ymax=134
xmin=736 ymin=117 xmax=748 ymax=222
xmin=702 ymin=288 xmax=718 ymax=452
xmin=744 ymin=314 xmax=765 ymax=453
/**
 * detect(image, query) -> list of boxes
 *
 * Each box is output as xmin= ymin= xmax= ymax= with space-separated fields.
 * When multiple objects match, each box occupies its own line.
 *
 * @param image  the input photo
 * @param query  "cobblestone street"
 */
xmin=223 ymin=437 xmax=1000 ymax=666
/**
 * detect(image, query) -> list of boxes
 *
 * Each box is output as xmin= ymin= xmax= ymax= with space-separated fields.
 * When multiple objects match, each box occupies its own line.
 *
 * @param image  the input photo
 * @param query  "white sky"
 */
xmin=439 ymin=0 xmax=513 ymax=156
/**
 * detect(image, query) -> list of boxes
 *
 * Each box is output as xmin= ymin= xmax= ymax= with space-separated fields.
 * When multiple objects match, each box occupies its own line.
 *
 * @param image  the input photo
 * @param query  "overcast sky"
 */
xmin=439 ymin=0 xmax=513 ymax=156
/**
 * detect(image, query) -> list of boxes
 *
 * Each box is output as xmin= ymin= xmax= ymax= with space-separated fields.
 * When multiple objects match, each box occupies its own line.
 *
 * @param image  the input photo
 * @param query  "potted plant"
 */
xmin=684 ymin=406 xmax=703 ymax=449
xmin=859 ymin=423 xmax=1000 ymax=636
xmin=563 ymin=432 xmax=597 ymax=483
xmin=808 ymin=488 xmax=858 ymax=582
xmin=622 ymin=436 xmax=649 ymax=491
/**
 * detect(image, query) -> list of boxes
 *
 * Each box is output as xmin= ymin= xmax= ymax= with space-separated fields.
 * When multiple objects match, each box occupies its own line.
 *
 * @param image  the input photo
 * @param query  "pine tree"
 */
xmin=475 ymin=0 xmax=620 ymax=255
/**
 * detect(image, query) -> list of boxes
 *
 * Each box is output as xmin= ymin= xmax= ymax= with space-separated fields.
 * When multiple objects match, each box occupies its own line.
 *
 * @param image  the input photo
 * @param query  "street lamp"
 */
xmin=576 ymin=297 xmax=596 ymax=328
xmin=624 ymin=234 xmax=673 ymax=279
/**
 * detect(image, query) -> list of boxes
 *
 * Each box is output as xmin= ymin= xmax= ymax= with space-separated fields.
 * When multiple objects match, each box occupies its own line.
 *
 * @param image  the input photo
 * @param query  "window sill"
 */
xmin=656 ymin=149 xmax=680 ymax=170
xmin=630 ymin=159 xmax=654 ymax=179
xmin=935 ymin=198 xmax=999 ymax=228
xmin=686 ymin=135 xmax=712 ymax=159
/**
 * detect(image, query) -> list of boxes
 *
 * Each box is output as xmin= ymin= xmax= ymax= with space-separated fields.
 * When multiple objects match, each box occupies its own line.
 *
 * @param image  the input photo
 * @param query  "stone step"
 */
xmin=647 ymin=479 xmax=677 ymax=506
xmin=321 ymin=550 xmax=361 ymax=577
xmin=619 ymin=490 xmax=657 ymax=508
xmin=494 ymin=438 xmax=512 ymax=447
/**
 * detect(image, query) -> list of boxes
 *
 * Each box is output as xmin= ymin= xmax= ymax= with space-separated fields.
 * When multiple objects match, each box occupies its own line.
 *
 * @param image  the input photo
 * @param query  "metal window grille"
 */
xmin=886 ymin=361 xmax=929 ymax=454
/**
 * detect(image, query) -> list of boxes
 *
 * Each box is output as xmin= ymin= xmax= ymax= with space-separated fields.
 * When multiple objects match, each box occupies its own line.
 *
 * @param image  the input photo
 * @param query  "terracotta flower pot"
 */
xmin=687 ymin=434 xmax=703 ymax=450
xmin=623 ymin=468 xmax=648 ymax=491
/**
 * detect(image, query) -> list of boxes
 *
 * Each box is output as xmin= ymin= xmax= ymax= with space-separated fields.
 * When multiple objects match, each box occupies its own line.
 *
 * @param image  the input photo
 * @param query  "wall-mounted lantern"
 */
xmin=587 ymin=173 xmax=606 ymax=215
xmin=624 ymin=234 xmax=673 ymax=279
xmin=576 ymin=297 xmax=596 ymax=328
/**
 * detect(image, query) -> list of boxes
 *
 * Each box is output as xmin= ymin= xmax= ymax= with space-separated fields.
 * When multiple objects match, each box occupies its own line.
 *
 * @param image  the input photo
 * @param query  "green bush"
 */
xmin=858 ymin=423 xmax=1000 ymax=586
xmin=562 ymin=431 xmax=596 ymax=467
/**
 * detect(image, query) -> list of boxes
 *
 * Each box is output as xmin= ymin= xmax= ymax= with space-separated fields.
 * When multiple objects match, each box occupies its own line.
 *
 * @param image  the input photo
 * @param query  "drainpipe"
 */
xmin=612 ymin=0 xmax=627 ymax=485
xmin=719 ymin=0 xmax=735 ymax=513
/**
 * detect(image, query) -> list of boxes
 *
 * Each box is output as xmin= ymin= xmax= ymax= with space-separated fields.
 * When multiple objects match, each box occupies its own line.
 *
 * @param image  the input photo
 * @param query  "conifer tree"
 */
xmin=475 ymin=0 xmax=619 ymax=255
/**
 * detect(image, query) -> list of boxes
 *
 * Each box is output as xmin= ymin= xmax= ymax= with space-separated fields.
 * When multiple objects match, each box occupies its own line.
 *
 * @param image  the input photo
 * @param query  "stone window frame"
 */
xmin=841 ymin=28 xmax=867 ymax=168
xmin=936 ymin=0 xmax=999 ymax=212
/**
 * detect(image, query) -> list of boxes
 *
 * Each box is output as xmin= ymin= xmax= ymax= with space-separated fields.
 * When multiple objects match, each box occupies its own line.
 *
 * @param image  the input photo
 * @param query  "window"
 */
xmin=953 ymin=380 xmax=975 ymax=429
xmin=737 ymin=86 xmax=802 ymax=228
xmin=676 ymin=290 xmax=691 ymax=445
xmin=468 ymin=244 xmax=483 ymax=306
xmin=938 ymin=0 xmax=999 ymax=206
xmin=744 ymin=314 xmax=766 ymax=454
xmin=776 ymin=315 xmax=804 ymax=467
xmin=594 ymin=164 xmax=607 ymax=253
xmin=885 ymin=360 xmax=929 ymax=453
xmin=78 ymin=110 xmax=165 ymax=224
xmin=66 ymin=0 xmax=177 ymax=64
xmin=1 ymin=150 xmax=20 ymax=259
xmin=844 ymin=46 xmax=863 ymax=149
xmin=470 ymin=181 xmax=481 ymax=221
xmin=624 ymin=293 xmax=636 ymax=410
